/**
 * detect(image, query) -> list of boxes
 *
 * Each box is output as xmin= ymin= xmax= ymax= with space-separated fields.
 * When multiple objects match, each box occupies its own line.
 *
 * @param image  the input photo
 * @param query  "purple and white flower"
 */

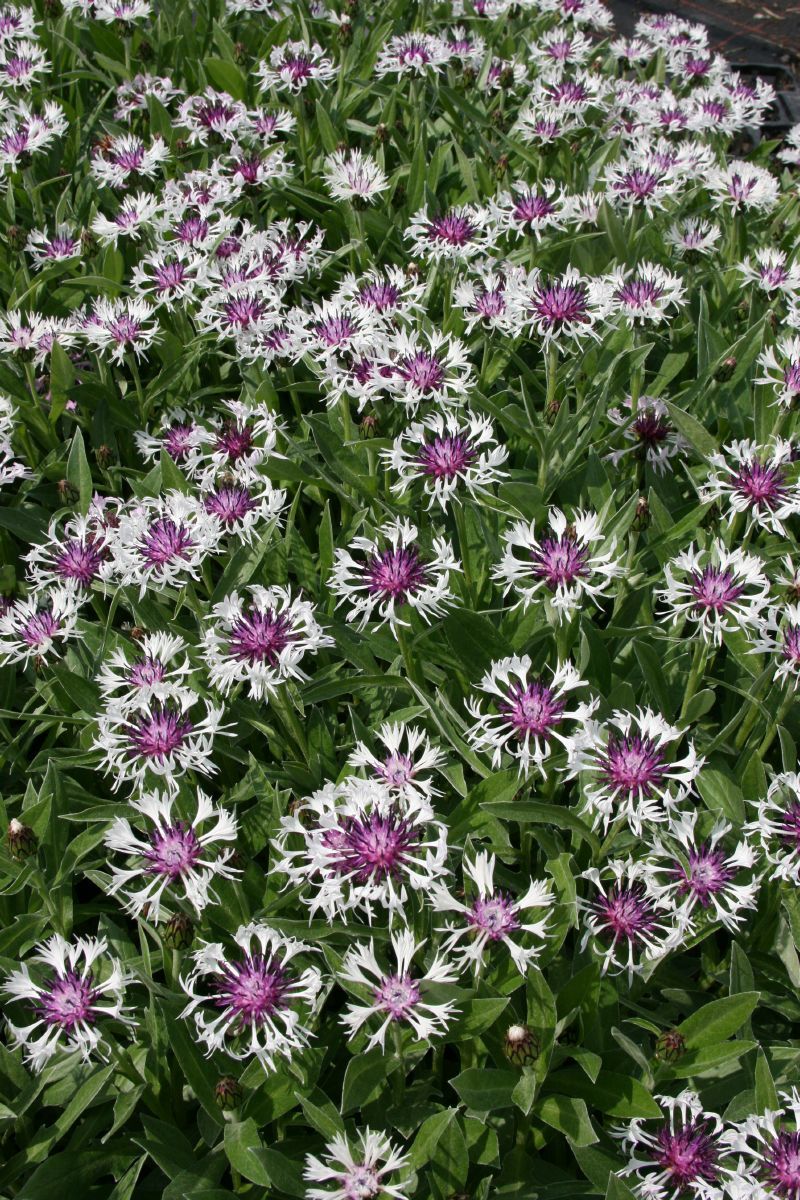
xmin=751 ymin=603 xmax=800 ymax=689
xmin=256 ymin=41 xmax=336 ymax=92
xmin=465 ymin=654 xmax=595 ymax=776
xmin=664 ymin=217 xmax=721 ymax=259
xmin=615 ymin=1090 xmax=730 ymax=1200
xmin=494 ymin=508 xmax=622 ymax=620
xmin=580 ymin=859 xmax=684 ymax=979
xmin=348 ymin=721 xmax=445 ymax=811
xmin=180 ymin=922 xmax=323 ymax=1070
xmin=104 ymin=788 xmax=239 ymax=921
xmin=4 ymin=933 xmax=132 ymax=1072
xmin=0 ymin=587 xmax=81 ymax=666
xmin=201 ymin=585 xmax=332 ymax=699
xmin=384 ymin=410 xmax=508 ymax=510
xmin=322 ymin=148 xmax=388 ymax=204
xmin=706 ymin=159 xmax=779 ymax=213
xmin=757 ymin=336 xmax=800 ymax=408
xmin=339 ymin=930 xmax=458 ymax=1049
xmin=564 ymin=708 xmax=702 ymax=835
xmin=746 ymin=772 xmax=800 ymax=885
xmin=273 ymin=778 xmax=449 ymax=922
xmin=606 ymin=261 xmax=686 ymax=327
xmin=700 ymin=439 xmax=800 ymax=535
xmin=330 ymin=517 xmax=460 ymax=633
xmin=304 ymin=1130 xmax=411 ymax=1200
xmin=96 ymin=632 xmax=195 ymax=714
xmin=101 ymin=491 xmax=224 ymax=596
xmin=659 ymin=541 xmax=770 ymax=645
xmin=724 ymin=1088 xmax=800 ymax=1200
xmin=374 ymin=32 xmax=450 ymax=78
xmin=405 ymin=204 xmax=491 ymax=262
xmin=738 ymin=248 xmax=800 ymax=299
xmin=432 ymin=851 xmax=552 ymax=975
xmin=607 ymin=396 xmax=689 ymax=476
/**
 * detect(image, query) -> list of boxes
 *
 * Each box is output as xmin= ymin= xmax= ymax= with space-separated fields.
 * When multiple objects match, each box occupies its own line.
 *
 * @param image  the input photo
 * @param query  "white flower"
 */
xmin=96 ymin=631 xmax=196 ymax=714
xmin=751 ymin=602 xmax=800 ymax=689
xmin=722 ymin=1088 xmax=800 ymax=1200
xmin=494 ymin=508 xmax=622 ymax=620
xmin=202 ymin=585 xmax=333 ymax=700
xmin=706 ymin=159 xmax=780 ymax=213
xmin=432 ymin=851 xmax=552 ymax=975
xmin=488 ymin=179 xmax=567 ymax=241
xmin=0 ymin=587 xmax=81 ymax=666
xmin=94 ymin=691 xmax=230 ymax=793
xmin=465 ymin=654 xmax=595 ymax=776
xmin=374 ymin=32 xmax=450 ymax=78
xmin=322 ymin=148 xmax=388 ymax=203
xmin=177 ymin=88 xmax=248 ymax=145
xmin=100 ymin=491 xmax=224 ymax=596
xmin=90 ymin=132 xmax=170 ymax=189
xmin=381 ymin=327 xmax=473 ymax=412
xmin=348 ymin=721 xmax=445 ymax=811
xmin=4 ymin=934 xmax=133 ymax=1072
xmin=579 ymin=859 xmax=685 ymax=980
xmin=606 ymin=261 xmax=686 ymax=326
xmin=757 ymin=335 xmax=800 ymax=408
xmin=659 ymin=541 xmax=770 ymax=645
xmin=330 ymin=517 xmax=460 ymax=633
xmin=339 ymin=930 xmax=458 ymax=1049
xmin=256 ymin=41 xmax=336 ymax=92
xmin=91 ymin=190 xmax=161 ymax=244
xmin=615 ymin=1090 xmax=730 ymax=1200
xmin=506 ymin=265 xmax=612 ymax=345
xmin=384 ymin=410 xmax=508 ymax=510
xmin=272 ymin=777 xmax=449 ymax=923
xmin=606 ymin=396 xmax=689 ymax=476
xmin=648 ymin=811 xmax=759 ymax=933
xmin=180 ymin=922 xmax=323 ymax=1071
xmin=738 ymin=248 xmax=800 ymax=299
xmin=564 ymin=708 xmax=703 ymax=835
xmin=404 ymin=204 xmax=492 ymax=263
xmin=82 ymin=296 xmax=160 ymax=362
xmin=25 ymin=224 xmax=81 ymax=269
xmin=664 ymin=217 xmax=721 ymax=259
xmin=104 ymin=788 xmax=239 ymax=921
xmin=304 ymin=1129 xmax=411 ymax=1200
xmin=746 ymin=772 xmax=800 ymax=885
xmin=25 ymin=507 xmax=115 ymax=594
xmin=700 ymin=438 xmax=800 ymax=535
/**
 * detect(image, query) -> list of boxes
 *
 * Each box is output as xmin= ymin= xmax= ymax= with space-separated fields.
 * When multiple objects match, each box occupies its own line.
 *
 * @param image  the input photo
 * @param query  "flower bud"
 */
xmin=503 ymin=1023 xmax=540 ymax=1067
xmin=215 ymin=1075 xmax=243 ymax=1110
xmin=360 ymin=413 xmax=379 ymax=440
xmin=6 ymin=224 xmax=25 ymax=252
xmin=162 ymin=912 xmax=194 ymax=950
xmin=655 ymin=1029 xmax=686 ymax=1062
xmin=7 ymin=818 xmax=37 ymax=860
xmin=714 ymin=355 xmax=736 ymax=383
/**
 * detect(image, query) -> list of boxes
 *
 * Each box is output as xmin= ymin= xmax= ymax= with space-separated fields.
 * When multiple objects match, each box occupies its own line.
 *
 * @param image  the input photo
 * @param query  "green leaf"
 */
xmin=409 ymin=1109 xmax=457 ymax=1169
xmin=665 ymin=402 xmax=717 ymax=458
xmin=341 ymin=1050 xmax=392 ymax=1114
xmin=606 ymin=1175 xmax=637 ymax=1200
xmin=203 ymin=57 xmax=247 ymax=100
xmin=315 ymin=99 xmax=338 ymax=153
xmin=223 ymin=1121 xmax=271 ymax=1187
xmin=66 ymin=428 xmax=92 ymax=515
xmin=430 ymin=1114 xmax=469 ymax=1196
xmin=535 ymin=1095 xmax=597 ymax=1146
xmin=675 ymin=993 xmax=760 ymax=1048
xmin=450 ymin=1068 xmax=517 ymax=1111
xmin=544 ymin=1070 xmax=660 ymax=1119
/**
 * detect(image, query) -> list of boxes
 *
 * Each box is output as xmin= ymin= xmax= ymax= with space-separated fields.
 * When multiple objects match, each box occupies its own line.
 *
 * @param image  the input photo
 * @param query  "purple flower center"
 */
xmin=112 ymin=143 xmax=145 ymax=172
xmin=215 ymin=421 xmax=254 ymax=462
xmin=176 ymin=216 xmax=209 ymax=245
xmin=395 ymin=351 xmax=445 ymax=394
xmin=222 ymin=296 xmax=267 ymax=329
xmin=107 ymin=315 xmax=144 ymax=346
xmin=531 ymin=282 xmax=589 ymax=329
xmin=143 ymin=821 xmax=202 ymax=878
xmin=783 ymin=364 xmax=800 ymax=396
xmin=282 ymin=54 xmax=314 ymax=82
xmin=732 ymin=458 xmax=787 ymax=510
xmin=676 ymin=845 xmax=735 ymax=907
xmin=366 ymin=546 xmax=429 ymax=602
xmin=125 ymin=706 xmax=193 ymax=762
xmin=654 ymin=1120 xmax=719 ymax=1189
xmin=227 ymin=607 xmax=296 ymax=665
xmin=213 ymin=954 xmax=291 ymax=1029
xmin=198 ymin=101 xmax=238 ymax=129
xmin=473 ymin=287 xmax=506 ymax=319
xmin=498 ymin=681 xmax=566 ymax=739
xmin=22 ymin=609 xmax=60 ymax=646
xmin=163 ymin=423 xmax=195 ymax=461
xmin=128 ymin=655 xmax=167 ymax=688
xmin=783 ymin=626 xmax=800 ymax=664
xmin=154 ymin=260 xmax=188 ymax=294
xmin=45 ymin=235 xmax=77 ymax=258
xmin=597 ymin=735 xmax=668 ymax=798
xmin=38 ymin=971 xmax=99 ymax=1031
xmin=760 ymin=265 xmax=789 ymax=290
xmin=548 ymin=80 xmax=588 ymax=105
xmin=467 ymin=894 xmax=520 ymax=939
xmin=358 ymin=282 xmax=401 ymax=313
xmin=632 ymin=410 xmax=670 ymax=446
xmin=426 ymin=213 xmax=477 ymax=246
xmin=729 ymin=174 xmax=756 ymax=202
xmin=762 ymin=1128 xmax=800 ymax=1198
xmin=689 ymin=567 xmax=745 ymax=614
xmin=594 ymin=883 xmax=657 ymax=943
xmin=778 ymin=800 xmax=800 ymax=853
xmin=324 ymin=808 xmax=421 ymax=883
xmin=54 ymin=537 xmax=105 ymax=586
xmin=376 ymin=751 xmax=415 ymax=788
xmin=547 ymin=39 xmax=574 ymax=61
xmin=204 ymin=485 xmax=256 ymax=525
xmin=531 ymin=534 xmax=590 ymax=589
xmin=616 ymin=279 xmax=665 ymax=310
xmin=373 ymin=972 xmax=421 ymax=1019
xmin=513 ymin=192 xmax=557 ymax=225
xmin=314 ymin=315 xmax=357 ymax=347
xmin=340 ymin=1164 xmax=382 ymax=1200
xmin=398 ymin=39 xmax=432 ymax=66
xmin=417 ymin=434 xmax=477 ymax=480
xmin=234 ymin=154 xmax=263 ymax=184
xmin=615 ymin=170 xmax=659 ymax=199
xmin=140 ymin=518 xmax=195 ymax=568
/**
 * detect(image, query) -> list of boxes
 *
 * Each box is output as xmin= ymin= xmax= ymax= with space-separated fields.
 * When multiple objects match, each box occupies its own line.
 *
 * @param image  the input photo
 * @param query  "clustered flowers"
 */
xmin=1 ymin=0 xmax=799 ymax=1196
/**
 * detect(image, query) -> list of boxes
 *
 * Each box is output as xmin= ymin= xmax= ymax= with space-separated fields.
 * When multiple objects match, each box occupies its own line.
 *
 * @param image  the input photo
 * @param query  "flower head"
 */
xmin=304 ymin=1129 xmax=411 ymax=1200
xmin=659 ymin=540 xmax=770 ymax=644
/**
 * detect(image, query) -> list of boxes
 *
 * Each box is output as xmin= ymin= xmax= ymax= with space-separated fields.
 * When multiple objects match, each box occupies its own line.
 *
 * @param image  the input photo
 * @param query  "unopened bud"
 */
xmin=495 ymin=154 xmax=509 ymax=179
xmin=215 ymin=1075 xmax=244 ymax=1110
xmin=8 ymin=818 xmax=37 ymax=860
xmin=57 ymin=478 xmax=79 ymax=503
xmin=374 ymin=123 xmax=389 ymax=145
xmin=714 ymin=355 xmax=736 ymax=383
xmin=633 ymin=495 xmax=650 ymax=531
xmin=95 ymin=443 xmax=114 ymax=469
xmin=655 ymin=1029 xmax=686 ymax=1062
xmin=162 ymin=912 xmax=194 ymax=950
xmin=360 ymin=413 xmax=379 ymax=439
xmin=6 ymin=224 xmax=25 ymax=252
xmin=503 ymin=1023 xmax=540 ymax=1067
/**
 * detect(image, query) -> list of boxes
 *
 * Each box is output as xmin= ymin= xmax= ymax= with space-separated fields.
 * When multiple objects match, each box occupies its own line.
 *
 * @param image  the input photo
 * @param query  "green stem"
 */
xmin=757 ymin=685 xmax=794 ymax=760
xmin=679 ymin=641 xmax=708 ymax=722
xmin=453 ymin=502 xmax=474 ymax=603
